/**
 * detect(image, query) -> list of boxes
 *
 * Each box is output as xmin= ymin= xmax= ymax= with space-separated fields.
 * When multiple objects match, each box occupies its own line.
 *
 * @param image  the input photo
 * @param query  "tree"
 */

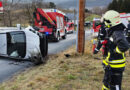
xmin=124 ymin=0 xmax=130 ymax=13
xmin=85 ymin=8 xmax=90 ymax=13
xmin=117 ymin=0 xmax=123 ymax=12
xmin=108 ymin=0 xmax=130 ymax=13
xmin=92 ymin=7 xmax=107 ymax=15
xmin=49 ymin=2 xmax=56 ymax=8
xmin=108 ymin=0 xmax=118 ymax=11
xmin=31 ymin=0 xmax=44 ymax=8
xmin=1 ymin=0 xmax=23 ymax=26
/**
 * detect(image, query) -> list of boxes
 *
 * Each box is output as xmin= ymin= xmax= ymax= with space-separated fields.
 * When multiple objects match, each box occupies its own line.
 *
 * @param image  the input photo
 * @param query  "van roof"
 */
xmin=0 ymin=27 xmax=21 ymax=33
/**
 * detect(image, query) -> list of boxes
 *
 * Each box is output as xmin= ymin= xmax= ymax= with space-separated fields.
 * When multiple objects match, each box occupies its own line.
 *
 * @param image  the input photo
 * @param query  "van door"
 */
xmin=7 ymin=31 xmax=26 ymax=58
xmin=0 ymin=34 xmax=7 ymax=55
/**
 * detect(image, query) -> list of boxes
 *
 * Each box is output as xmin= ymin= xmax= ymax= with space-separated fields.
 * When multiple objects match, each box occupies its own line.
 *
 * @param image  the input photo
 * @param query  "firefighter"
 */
xmin=94 ymin=10 xmax=129 ymax=90
xmin=93 ymin=18 xmax=107 ymax=58
xmin=125 ymin=17 xmax=130 ymax=43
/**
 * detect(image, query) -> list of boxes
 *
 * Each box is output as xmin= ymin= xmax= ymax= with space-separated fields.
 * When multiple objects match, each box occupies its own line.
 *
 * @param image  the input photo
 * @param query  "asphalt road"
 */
xmin=0 ymin=30 xmax=91 ymax=83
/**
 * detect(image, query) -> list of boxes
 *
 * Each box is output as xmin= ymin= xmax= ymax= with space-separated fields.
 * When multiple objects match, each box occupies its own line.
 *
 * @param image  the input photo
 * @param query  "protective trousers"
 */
xmin=102 ymin=67 xmax=124 ymax=90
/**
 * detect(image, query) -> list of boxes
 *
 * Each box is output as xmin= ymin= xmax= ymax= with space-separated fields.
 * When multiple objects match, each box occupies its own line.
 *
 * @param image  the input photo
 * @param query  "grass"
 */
xmin=85 ymin=14 xmax=101 ymax=21
xmin=0 ymin=40 xmax=130 ymax=90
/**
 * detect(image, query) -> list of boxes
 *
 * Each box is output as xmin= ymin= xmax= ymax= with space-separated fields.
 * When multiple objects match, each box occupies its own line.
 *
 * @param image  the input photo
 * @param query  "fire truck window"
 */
xmin=56 ymin=16 xmax=60 ymax=29
xmin=7 ymin=31 xmax=26 ymax=58
xmin=67 ymin=24 xmax=69 ymax=27
xmin=95 ymin=21 xmax=101 ymax=26
xmin=71 ymin=24 xmax=73 ymax=27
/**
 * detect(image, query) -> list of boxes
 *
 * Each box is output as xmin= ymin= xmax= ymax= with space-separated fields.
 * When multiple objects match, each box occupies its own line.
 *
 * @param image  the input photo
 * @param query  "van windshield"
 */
xmin=95 ymin=21 xmax=101 ymax=26
xmin=7 ymin=31 xmax=26 ymax=58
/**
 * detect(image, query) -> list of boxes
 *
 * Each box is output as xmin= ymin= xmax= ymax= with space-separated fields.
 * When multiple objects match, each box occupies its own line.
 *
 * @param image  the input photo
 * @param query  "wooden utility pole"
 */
xmin=77 ymin=0 xmax=86 ymax=54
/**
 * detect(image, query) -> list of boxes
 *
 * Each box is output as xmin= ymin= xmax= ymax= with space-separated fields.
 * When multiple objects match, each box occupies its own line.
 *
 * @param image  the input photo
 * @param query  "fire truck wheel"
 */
xmin=71 ymin=30 xmax=74 ymax=33
xmin=55 ymin=32 xmax=60 ymax=42
xmin=62 ymin=30 xmax=67 ymax=39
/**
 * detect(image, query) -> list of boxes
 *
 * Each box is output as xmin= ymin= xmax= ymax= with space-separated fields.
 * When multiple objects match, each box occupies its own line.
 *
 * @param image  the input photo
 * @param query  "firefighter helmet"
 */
xmin=103 ymin=10 xmax=121 ymax=27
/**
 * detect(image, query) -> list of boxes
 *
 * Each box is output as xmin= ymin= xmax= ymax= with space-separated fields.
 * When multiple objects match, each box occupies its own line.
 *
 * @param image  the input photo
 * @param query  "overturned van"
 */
xmin=0 ymin=26 xmax=48 ymax=64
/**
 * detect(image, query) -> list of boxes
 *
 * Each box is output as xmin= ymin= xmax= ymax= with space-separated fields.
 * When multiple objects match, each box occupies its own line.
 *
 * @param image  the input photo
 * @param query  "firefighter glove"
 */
xmin=93 ymin=48 xmax=99 ymax=54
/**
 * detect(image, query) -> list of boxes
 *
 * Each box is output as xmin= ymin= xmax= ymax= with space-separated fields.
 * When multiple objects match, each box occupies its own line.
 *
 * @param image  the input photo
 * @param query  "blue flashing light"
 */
xmin=54 ymin=9 xmax=56 ymax=12
xmin=46 ymin=32 xmax=49 ymax=35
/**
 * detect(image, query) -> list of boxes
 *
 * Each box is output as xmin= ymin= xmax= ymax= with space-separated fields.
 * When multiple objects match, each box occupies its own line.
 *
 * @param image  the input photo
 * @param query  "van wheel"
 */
xmin=55 ymin=32 xmax=60 ymax=42
xmin=62 ymin=30 xmax=67 ymax=39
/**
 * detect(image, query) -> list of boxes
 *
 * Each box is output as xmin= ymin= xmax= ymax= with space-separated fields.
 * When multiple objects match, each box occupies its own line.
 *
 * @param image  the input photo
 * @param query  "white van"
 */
xmin=0 ymin=26 xmax=48 ymax=64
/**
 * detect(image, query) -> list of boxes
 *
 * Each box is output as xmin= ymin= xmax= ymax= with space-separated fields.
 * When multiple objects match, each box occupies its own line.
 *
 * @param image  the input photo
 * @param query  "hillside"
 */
xmin=0 ymin=40 xmax=130 ymax=90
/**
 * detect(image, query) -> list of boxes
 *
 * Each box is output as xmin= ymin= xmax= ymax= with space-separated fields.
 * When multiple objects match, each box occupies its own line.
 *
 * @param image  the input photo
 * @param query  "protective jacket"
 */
xmin=126 ymin=23 xmax=130 ymax=37
xmin=125 ymin=23 xmax=130 ymax=43
xmin=127 ymin=23 xmax=130 ymax=30
xmin=103 ymin=23 xmax=129 ymax=69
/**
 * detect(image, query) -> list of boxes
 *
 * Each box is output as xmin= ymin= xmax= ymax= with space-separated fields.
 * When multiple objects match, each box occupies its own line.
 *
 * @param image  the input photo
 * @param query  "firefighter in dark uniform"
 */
xmin=93 ymin=19 xmax=107 ymax=58
xmin=94 ymin=10 xmax=129 ymax=90
xmin=126 ymin=17 xmax=130 ymax=43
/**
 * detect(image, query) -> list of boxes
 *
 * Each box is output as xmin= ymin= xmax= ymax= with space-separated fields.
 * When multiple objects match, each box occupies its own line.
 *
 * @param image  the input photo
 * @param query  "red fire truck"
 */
xmin=0 ymin=1 xmax=3 ymax=13
xmin=66 ymin=22 xmax=74 ymax=33
xmin=120 ymin=13 xmax=130 ymax=27
xmin=91 ymin=18 xmax=101 ymax=53
xmin=33 ymin=8 xmax=67 ymax=42
xmin=92 ymin=18 xmax=101 ymax=38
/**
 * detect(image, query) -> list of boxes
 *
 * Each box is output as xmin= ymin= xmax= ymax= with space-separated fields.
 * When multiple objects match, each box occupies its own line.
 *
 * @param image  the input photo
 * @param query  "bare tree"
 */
xmin=1 ymin=0 xmax=23 ymax=26
xmin=23 ymin=0 xmax=46 ymax=25
xmin=0 ymin=0 xmax=51 ymax=27
xmin=92 ymin=6 xmax=107 ymax=15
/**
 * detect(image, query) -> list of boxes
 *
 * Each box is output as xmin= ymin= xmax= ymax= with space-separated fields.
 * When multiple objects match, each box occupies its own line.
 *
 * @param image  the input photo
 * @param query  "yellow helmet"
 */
xmin=103 ymin=10 xmax=121 ymax=28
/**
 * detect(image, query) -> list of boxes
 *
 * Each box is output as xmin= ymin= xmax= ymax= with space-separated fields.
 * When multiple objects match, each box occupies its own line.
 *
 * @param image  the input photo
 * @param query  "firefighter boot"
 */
xmin=110 ymin=85 xmax=121 ymax=90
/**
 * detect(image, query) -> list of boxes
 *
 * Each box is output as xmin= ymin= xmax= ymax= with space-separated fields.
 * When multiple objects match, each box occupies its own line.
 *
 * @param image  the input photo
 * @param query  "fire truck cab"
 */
xmin=33 ymin=8 xmax=67 ymax=42
xmin=0 ymin=1 xmax=3 ymax=13
xmin=66 ymin=22 xmax=74 ymax=33
xmin=120 ymin=13 xmax=130 ymax=27
xmin=92 ymin=18 xmax=101 ymax=38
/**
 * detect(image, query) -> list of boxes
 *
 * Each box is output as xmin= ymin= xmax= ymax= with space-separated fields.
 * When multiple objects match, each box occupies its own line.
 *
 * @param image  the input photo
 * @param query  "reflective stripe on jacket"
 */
xmin=103 ymin=52 xmax=126 ymax=68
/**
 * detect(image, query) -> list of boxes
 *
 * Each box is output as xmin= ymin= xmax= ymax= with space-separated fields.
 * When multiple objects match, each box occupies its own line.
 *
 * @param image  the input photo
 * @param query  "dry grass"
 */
xmin=0 ymin=40 xmax=130 ymax=90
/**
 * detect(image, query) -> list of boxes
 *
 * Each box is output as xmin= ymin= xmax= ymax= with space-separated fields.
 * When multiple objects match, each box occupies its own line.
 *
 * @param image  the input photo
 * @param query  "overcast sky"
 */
xmin=44 ymin=0 xmax=66 ymax=4
xmin=44 ymin=0 xmax=112 ymax=9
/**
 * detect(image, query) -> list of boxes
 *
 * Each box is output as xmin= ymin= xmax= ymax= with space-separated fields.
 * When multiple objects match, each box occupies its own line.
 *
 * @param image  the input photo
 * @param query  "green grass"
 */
xmin=85 ymin=14 xmax=101 ymax=21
